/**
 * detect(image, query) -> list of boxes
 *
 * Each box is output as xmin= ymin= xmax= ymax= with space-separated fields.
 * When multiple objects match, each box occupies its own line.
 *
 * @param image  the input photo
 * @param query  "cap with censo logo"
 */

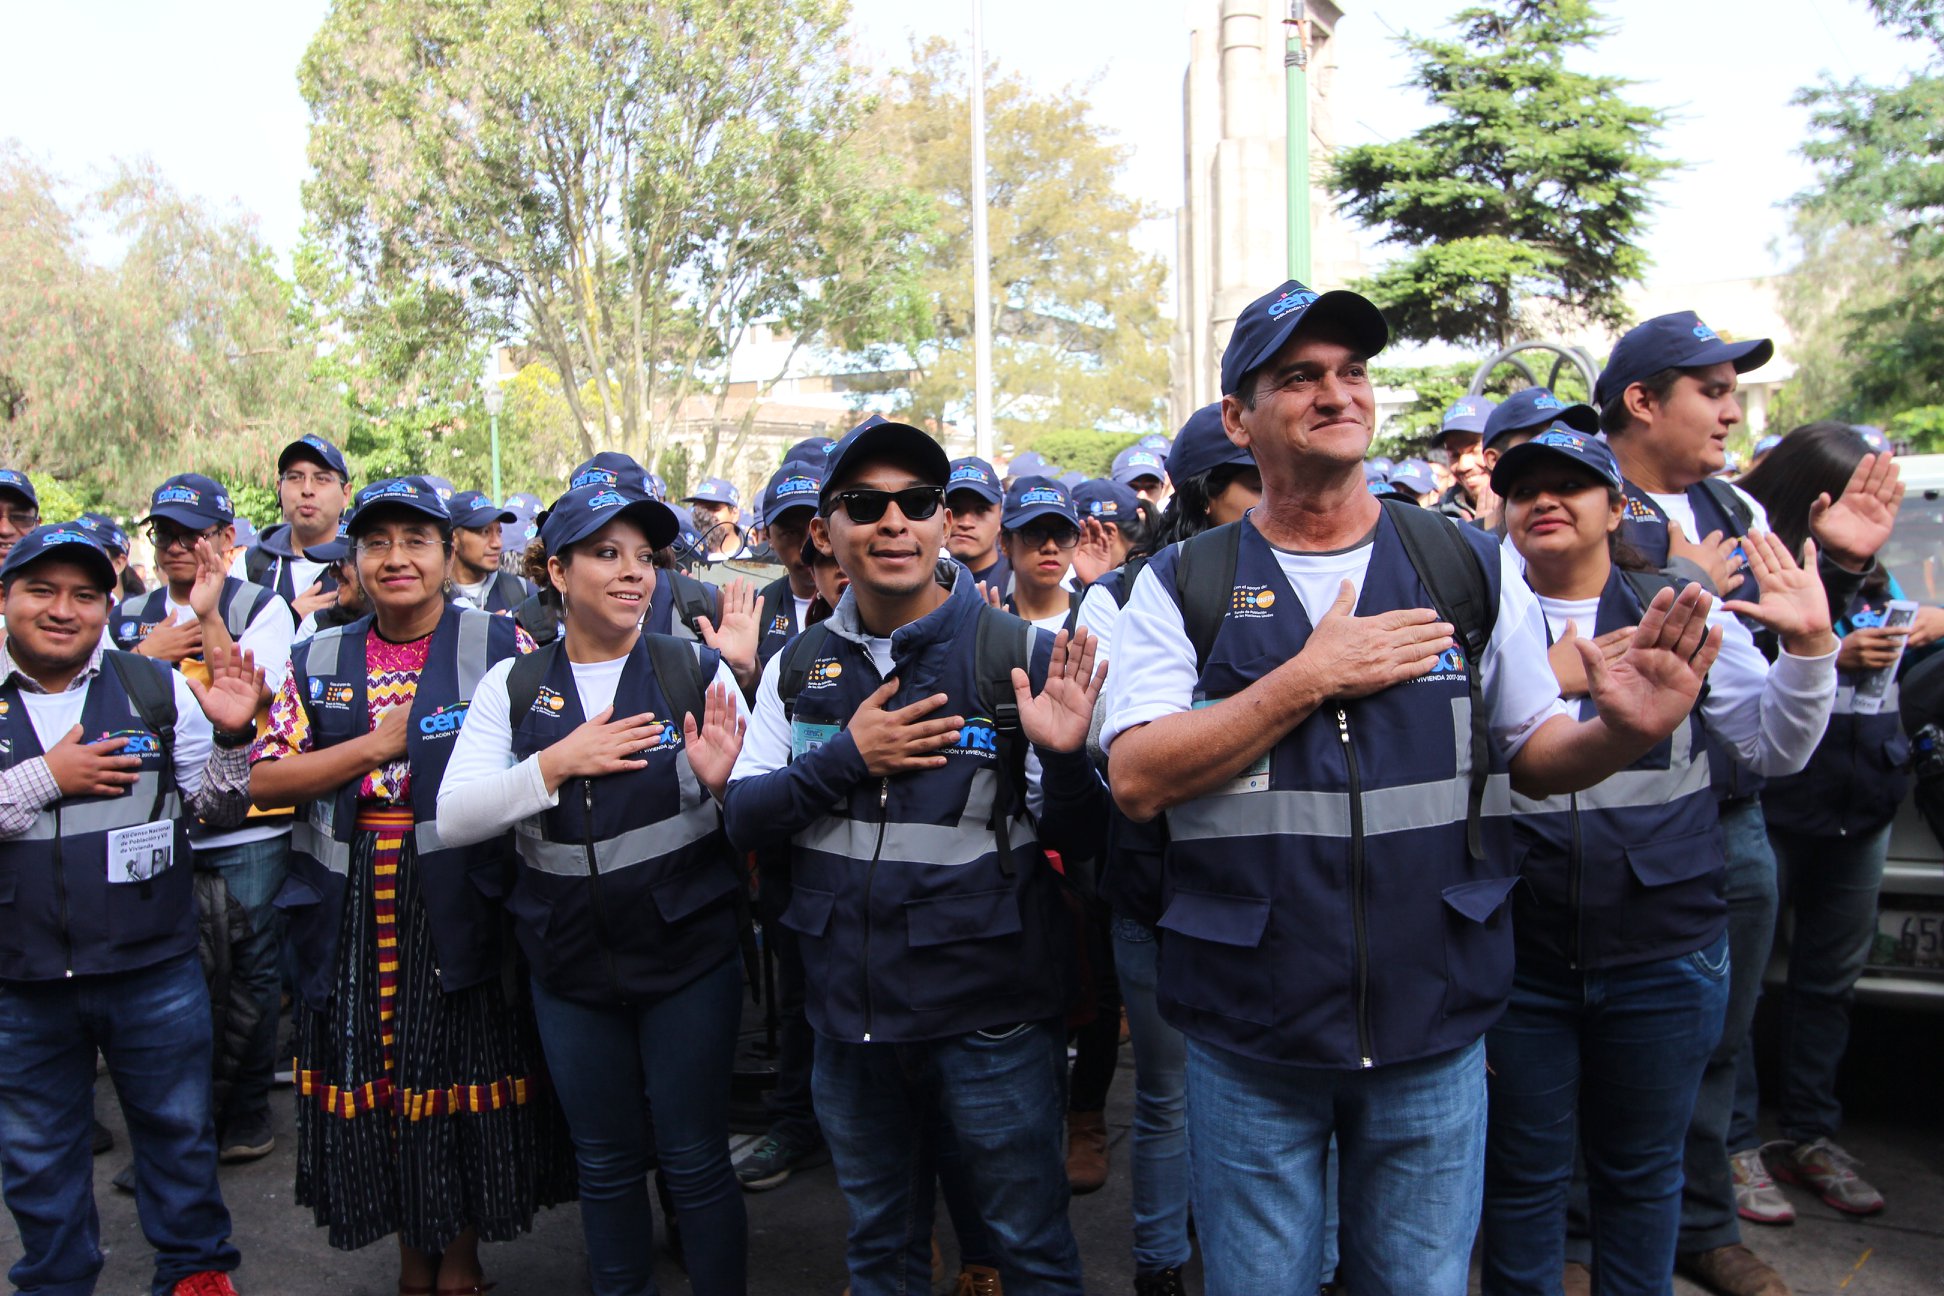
xmin=0 ymin=523 xmax=116 ymax=590
xmin=945 ymin=457 xmax=1003 ymax=506
xmin=346 ymin=476 xmax=452 ymax=534
xmin=143 ymin=473 xmax=236 ymax=531
xmin=761 ymin=461 xmax=825 ymax=527
xmin=1002 ymin=476 xmax=1080 ymax=531
xmin=540 ymin=482 xmax=681 ymax=555
xmin=1489 ymin=428 xmax=1624 ymax=496
xmin=277 ymin=434 xmax=349 ymax=479
xmin=1482 ymin=388 xmax=1598 ymax=448
xmin=1594 ymin=311 xmax=1775 ymax=411
xmin=1219 ymin=279 xmax=1389 ymax=397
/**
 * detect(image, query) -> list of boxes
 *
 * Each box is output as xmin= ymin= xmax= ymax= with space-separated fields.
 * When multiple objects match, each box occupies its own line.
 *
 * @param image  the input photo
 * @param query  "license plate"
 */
xmin=1872 ymin=909 xmax=1944 ymax=968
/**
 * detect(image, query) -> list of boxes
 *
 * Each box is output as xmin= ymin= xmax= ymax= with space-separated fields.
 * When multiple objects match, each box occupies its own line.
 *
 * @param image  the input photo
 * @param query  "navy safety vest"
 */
xmin=108 ymin=576 xmax=272 ymax=653
xmin=1764 ymin=583 xmax=1913 ymax=839
xmin=756 ymin=575 xmax=803 ymax=668
xmin=961 ymin=550 xmax=1011 ymax=597
xmin=1149 ymin=511 xmax=1516 ymax=1070
xmin=1618 ymin=477 xmax=1766 ymax=801
xmin=0 ymin=652 xmax=194 ymax=981
xmin=470 ymin=568 xmax=531 ymax=615
xmin=1511 ymin=568 xmax=1726 ymax=972
xmin=276 ymin=605 xmax=521 ymax=1008
xmin=505 ymin=636 xmax=740 ymax=1005
xmin=244 ymin=525 xmax=340 ymax=613
xmin=774 ymin=573 xmax=1069 ymax=1043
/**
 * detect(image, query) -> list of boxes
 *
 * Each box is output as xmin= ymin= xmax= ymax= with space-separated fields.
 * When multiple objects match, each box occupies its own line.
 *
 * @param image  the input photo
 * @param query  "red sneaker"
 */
xmin=172 ymin=1272 xmax=240 ymax=1296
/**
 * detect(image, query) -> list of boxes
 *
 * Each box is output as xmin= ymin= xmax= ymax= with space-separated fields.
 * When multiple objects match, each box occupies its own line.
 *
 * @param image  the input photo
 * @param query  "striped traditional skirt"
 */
xmin=292 ymin=807 xmax=577 ymax=1253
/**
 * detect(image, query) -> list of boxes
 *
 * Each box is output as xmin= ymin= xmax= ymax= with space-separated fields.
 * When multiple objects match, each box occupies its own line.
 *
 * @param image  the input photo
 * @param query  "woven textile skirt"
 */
xmin=293 ymin=807 xmax=577 ymax=1252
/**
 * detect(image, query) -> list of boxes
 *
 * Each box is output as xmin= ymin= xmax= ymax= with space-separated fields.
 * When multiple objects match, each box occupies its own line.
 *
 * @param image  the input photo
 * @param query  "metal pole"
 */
xmin=1285 ymin=2 xmax=1312 ymax=283
xmin=489 ymin=409 xmax=503 ymax=502
xmin=969 ymin=0 xmax=996 ymax=461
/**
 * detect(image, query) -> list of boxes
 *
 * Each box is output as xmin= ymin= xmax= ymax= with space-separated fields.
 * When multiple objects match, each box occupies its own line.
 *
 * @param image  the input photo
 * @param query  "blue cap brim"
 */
xmin=1696 ymin=336 xmax=1774 ymax=374
xmin=453 ymin=506 xmax=517 ymax=528
xmin=823 ymin=422 xmax=950 ymax=504
xmin=1224 ymin=290 xmax=1389 ymax=396
xmin=142 ymin=505 xmax=229 ymax=532
xmin=1112 ymin=465 xmax=1166 ymax=485
xmin=544 ymin=498 xmax=681 ymax=555
xmin=1489 ymin=439 xmax=1621 ymax=496
xmin=1003 ymin=503 xmax=1080 ymax=531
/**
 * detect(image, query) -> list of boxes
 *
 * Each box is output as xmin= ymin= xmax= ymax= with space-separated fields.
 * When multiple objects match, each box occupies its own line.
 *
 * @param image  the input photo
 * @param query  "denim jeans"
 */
xmin=192 ymin=833 xmax=290 ymax=1129
xmin=761 ymin=921 xmax=823 ymax=1152
xmin=813 ymin=1019 xmax=1081 ymax=1296
xmin=0 ymin=952 xmax=239 ymax=1296
xmin=1679 ymin=797 xmax=1776 ymax=1253
xmin=1483 ymin=934 xmax=1730 ymax=1296
xmin=1186 ymin=1035 xmax=1487 ymax=1296
xmin=1113 ymin=918 xmax=1191 ymax=1275
xmin=530 ymin=957 xmax=747 ymax=1296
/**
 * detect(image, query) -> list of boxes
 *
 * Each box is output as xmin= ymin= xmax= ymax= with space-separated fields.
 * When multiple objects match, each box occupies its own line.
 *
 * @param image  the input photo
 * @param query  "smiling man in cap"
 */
xmin=446 ymin=490 xmax=528 ymax=614
xmin=944 ymin=455 xmax=1010 ymax=595
xmin=1431 ymin=397 xmax=1499 ymax=523
xmin=234 ymin=435 xmax=352 ymax=625
xmin=1103 ymin=279 xmax=1731 ymax=1295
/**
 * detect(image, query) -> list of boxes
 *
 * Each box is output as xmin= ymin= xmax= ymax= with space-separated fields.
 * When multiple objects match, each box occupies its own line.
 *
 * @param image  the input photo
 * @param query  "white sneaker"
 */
xmin=1732 ymin=1146 xmax=1796 ymax=1225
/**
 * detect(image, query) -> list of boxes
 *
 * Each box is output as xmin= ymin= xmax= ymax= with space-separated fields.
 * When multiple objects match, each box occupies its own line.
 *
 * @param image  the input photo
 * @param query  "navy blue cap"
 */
xmin=569 ymin=452 xmax=650 ymax=494
xmin=1002 ymin=476 xmax=1080 ymax=531
xmin=346 ymin=476 xmax=452 ymax=535
xmin=761 ymin=461 xmax=824 ymax=527
xmin=1368 ymin=455 xmax=1395 ymax=478
xmin=785 ymin=436 xmax=837 ymax=463
xmin=1595 ymin=311 xmax=1775 ymax=410
xmin=0 ymin=469 xmax=36 ymax=507
xmin=1073 ymin=479 xmax=1139 ymax=524
xmin=231 ymin=517 xmax=258 ymax=550
xmin=278 ymin=434 xmax=349 ymax=479
xmin=1753 ymin=434 xmax=1783 ymax=456
xmin=1056 ymin=470 xmax=1087 ymax=491
xmin=1389 ymin=460 xmax=1439 ymax=497
xmin=1854 ymin=424 xmax=1892 ymax=455
xmin=1137 ymin=433 xmax=1173 ymax=452
xmin=1437 ymin=397 xmax=1498 ymax=441
xmin=1005 ymin=451 xmax=1057 ymax=479
xmin=1167 ymin=402 xmax=1255 ymax=483
xmin=1362 ymin=461 xmax=1389 ymax=483
xmin=1 ymin=523 xmax=116 ymax=590
xmin=1490 ymin=428 xmax=1624 ymax=496
xmin=541 ymin=482 xmax=681 ymax=555
xmin=646 ymin=472 xmax=669 ymax=501
xmin=504 ymin=491 xmax=543 ymax=516
xmin=450 ymin=490 xmax=516 ymax=529
xmin=1483 ymin=388 xmax=1599 ymax=447
xmin=1220 ymin=280 xmax=1389 ymax=397
xmin=820 ymin=414 xmax=950 ymax=504
xmin=304 ymin=535 xmax=353 ymax=564
xmin=1112 ymin=445 xmax=1169 ymax=485
xmin=683 ymin=477 xmax=741 ymax=511
xmin=144 ymin=473 xmax=235 ymax=530
xmin=945 ymin=457 xmax=1003 ymax=506
xmin=420 ymin=475 xmax=456 ymax=505
xmin=75 ymin=512 xmax=130 ymax=555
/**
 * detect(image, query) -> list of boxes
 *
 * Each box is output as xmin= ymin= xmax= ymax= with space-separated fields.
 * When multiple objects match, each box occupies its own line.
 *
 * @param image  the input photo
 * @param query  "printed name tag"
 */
xmin=791 ymin=720 xmax=841 ymax=760
xmin=1193 ymin=698 xmax=1269 ymax=793
xmin=107 ymin=820 xmax=174 ymax=885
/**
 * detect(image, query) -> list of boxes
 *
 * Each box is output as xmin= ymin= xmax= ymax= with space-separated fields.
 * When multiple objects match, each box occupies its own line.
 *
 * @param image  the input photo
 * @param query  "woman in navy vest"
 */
xmin=435 ymin=481 xmax=752 ymax=1296
xmin=249 ymin=477 xmax=574 ymax=1296
xmin=1734 ymin=424 xmax=1925 ymax=1216
xmin=1483 ymin=432 xmax=1837 ymax=1294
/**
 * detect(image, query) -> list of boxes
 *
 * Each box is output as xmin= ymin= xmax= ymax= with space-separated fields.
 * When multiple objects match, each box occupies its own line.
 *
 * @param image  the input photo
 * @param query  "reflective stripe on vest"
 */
xmin=514 ymin=752 xmax=719 ymax=876
xmin=791 ymin=767 xmax=1037 ymax=868
xmin=1832 ymin=681 xmax=1897 ymax=715
xmin=12 ymin=775 xmax=179 ymax=841
xmin=1511 ymin=714 xmax=1709 ymax=817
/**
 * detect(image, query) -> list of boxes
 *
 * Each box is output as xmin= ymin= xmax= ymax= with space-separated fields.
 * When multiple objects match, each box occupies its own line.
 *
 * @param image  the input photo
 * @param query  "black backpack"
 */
xmin=104 ymin=649 xmax=179 ymax=831
xmin=1171 ymin=500 xmax=1499 ymax=859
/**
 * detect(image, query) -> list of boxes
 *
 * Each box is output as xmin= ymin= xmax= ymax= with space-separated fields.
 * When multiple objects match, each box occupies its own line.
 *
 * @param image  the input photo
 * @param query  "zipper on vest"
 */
xmin=1567 ymin=793 xmax=1583 ymax=970
xmin=581 ymin=779 xmax=623 ymax=995
xmin=1338 ymin=709 xmax=1373 ymax=1068
xmin=53 ymin=804 xmax=73 ymax=977
xmin=861 ymin=778 xmax=889 ymax=1042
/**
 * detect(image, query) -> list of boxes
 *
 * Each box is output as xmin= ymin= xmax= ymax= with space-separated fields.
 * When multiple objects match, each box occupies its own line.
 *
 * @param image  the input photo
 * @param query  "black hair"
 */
xmin=1495 ymin=457 xmax=1654 ymax=574
xmin=118 ymin=565 xmax=146 ymax=599
xmin=1599 ymin=366 xmax=1686 ymax=437
xmin=1152 ymin=464 xmax=1252 ymax=548
xmin=1737 ymin=421 xmax=1890 ymax=599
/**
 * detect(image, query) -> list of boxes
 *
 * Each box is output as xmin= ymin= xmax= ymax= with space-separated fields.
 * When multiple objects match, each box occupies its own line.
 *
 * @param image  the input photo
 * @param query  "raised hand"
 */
xmin=1721 ymin=532 xmax=1836 ymax=655
xmin=42 ymin=725 xmax=143 ymax=797
xmin=187 ymin=538 xmax=228 ymax=621
xmin=1810 ymin=451 xmax=1903 ymax=569
xmin=1295 ymin=580 xmax=1454 ymax=702
xmin=535 ymin=706 xmax=668 ymax=792
xmin=683 ymin=681 xmax=747 ymax=800
xmin=186 ymin=644 xmax=266 ymax=733
xmin=1546 ymin=623 xmax=1634 ymax=699
xmin=136 ymin=616 xmax=203 ymax=664
xmin=1070 ymin=517 xmax=1117 ymax=585
xmin=1013 ymin=626 xmax=1108 ymax=754
xmin=848 ymin=678 xmax=963 ymax=776
xmin=698 ymin=578 xmax=761 ymax=680
xmin=1582 ymin=583 xmax=1723 ymax=748
xmin=1667 ymin=522 xmax=1744 ymax=597
xmin=976 ymin=580 xmax=1004 ymax=610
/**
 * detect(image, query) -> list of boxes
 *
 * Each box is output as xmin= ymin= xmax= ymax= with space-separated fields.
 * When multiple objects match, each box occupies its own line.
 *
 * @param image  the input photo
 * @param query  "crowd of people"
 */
xmin=0 ymin=281 xmax=1926 ymax=1296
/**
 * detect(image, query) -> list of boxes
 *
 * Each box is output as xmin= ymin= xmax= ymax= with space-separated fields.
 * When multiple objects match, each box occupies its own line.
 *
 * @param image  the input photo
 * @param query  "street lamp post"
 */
xmin=481 ymin=375 xmax=505 ymax=503
xmin=969 ymin=0 xmax=996 ymax=462
xmin=1285 ymin=1 xmax=1312 ymax=283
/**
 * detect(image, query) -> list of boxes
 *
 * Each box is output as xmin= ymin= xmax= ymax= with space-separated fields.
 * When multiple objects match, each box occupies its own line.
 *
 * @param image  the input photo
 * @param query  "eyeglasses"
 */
xmin=355 ymin=535 xmax=445 ymax=558
xmin=1012 ymin=524 xmax=1080 ymax=551
xmin=826 ymin=486 xmax=945 ymax=525
xmin=280 ymin=468 xmax=343 ymax=489
xmin=146 ymin=523 xmax=218 ymax=552
xmin=0 ymin=507 xmax=39 ymax=530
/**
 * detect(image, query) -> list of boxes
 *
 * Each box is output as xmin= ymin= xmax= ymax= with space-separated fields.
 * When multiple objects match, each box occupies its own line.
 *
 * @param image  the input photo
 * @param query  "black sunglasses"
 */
xmin=824 ymin=486 xmax=945 ymax=525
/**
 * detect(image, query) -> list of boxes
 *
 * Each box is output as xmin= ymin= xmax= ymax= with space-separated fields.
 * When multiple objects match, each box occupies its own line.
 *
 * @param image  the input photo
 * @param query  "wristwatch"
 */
xmin=212 ymin=725 xmax=257 ymax=750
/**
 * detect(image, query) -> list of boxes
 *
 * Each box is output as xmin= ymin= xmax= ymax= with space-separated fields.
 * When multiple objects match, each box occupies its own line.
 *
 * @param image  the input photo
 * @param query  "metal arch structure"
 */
xmin=1468 ymin=341 xmax=1601 ymax=402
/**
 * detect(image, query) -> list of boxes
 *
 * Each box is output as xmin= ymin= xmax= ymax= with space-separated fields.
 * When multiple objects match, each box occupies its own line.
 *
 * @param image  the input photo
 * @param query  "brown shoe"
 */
xmin=1676 ymin=1244 xmax=1792 ymax=1296
xmin=1066 ymin=1110 xmax=1109 ymax=1193
xmin=955 ymin=1264 xmax=1002 ymax=1296
xmin=1562 ymin=1261 xmax=1592 ymax=1296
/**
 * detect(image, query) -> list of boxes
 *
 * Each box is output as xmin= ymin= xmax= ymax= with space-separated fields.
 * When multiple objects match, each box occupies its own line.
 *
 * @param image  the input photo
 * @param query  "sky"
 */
xmin=0 ymin=0 xmax=1931 ymax=298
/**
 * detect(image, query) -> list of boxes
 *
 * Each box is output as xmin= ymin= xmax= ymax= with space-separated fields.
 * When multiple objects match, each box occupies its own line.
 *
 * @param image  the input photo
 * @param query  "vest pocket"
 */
xmin=1156 ymin=889 xmax=1274 ymax=1026
xmin=778 ymin=884 xmax=836 ymax=938
xmin=271 ymin=873 xmax=332 ymax=986
xmin=1441 ymin=875 xmax=1519 ymax=1020
xmin=650 ymin=855 xmax=739 ymax=923
xmin=1624 ymin=830 xmax=1721 ymax=888
xmin=903 ymin=887 xmax=1026 ymax=1011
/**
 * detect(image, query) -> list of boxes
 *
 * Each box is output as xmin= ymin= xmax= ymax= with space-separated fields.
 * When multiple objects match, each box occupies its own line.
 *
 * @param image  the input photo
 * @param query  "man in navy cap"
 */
xmin=944 ymin=456 xmax=1010 ymax=594
xmin=725 ymin=414 xmax=1107 ymax=1295
xmin=0 ymin=469 xmax=39 ymax=563
xmin=1596 ymin=311 xmax=1901 ymax=1296
xmin=76 ymin=512 xmax=132 ymax=594
xmin=684 ymin=477 xmax=748 ymax=561
xmin=749 ymin=461 xmax=826 ymax=673
xmin=1104 ymin=280 xmax=1729 ymax=1295
xmin=446 ymin=490 xmax=528 ymax=614
xmin=1431 ymin=397 xmax=1498 ymax=522
xmin=115 ymin=473 xmax=298 ymax=1165
xmin=234 ymin=434 xmax=351 ymax=624
xmin=1112 ymin=445 xmax=1170 ymax=506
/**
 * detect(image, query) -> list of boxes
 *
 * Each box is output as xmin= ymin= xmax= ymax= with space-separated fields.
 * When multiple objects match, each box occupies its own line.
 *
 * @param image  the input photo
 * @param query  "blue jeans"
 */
xmin=192 ymin=833 xmax=290 ymax=1128
xmin=1733 ymin=822 xmax=1891 ymax=1145
xmin=813 ymin=1019 xmax=1081 ymax=1296
xmin=1679 ymin=797 xmax=1776 ymax=1253
xmin=1186 ymin=1035 xmax=1487 ymax=1296
xmin=760 ymin=922 xmax=822 ymax=1152
xmin=1483 ymin=935 xmax=1730 ymax=1296
xmin=1113 ymin=918 xmax=1192 ymax=1276
xmin=530 ymin=957 xmax=746 ymax=1296
xmin=0 ymin=952 xmax=238 ymax=1296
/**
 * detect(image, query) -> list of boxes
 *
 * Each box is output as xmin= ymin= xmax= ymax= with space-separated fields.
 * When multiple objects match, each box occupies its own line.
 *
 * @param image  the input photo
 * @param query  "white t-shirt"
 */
xmin=793 ymin=594 xmax=814 ymax=633
xmin=20 ymin=671 xmax=214 ymax=800
xmin=1648 ymin=481 xmax=1769 ymax=543
xmin=1101 ymin=536 xmax=1569 ymax=761
xmin=229 ymin=549 xmax=330 ymax=603
xmin=435 ymin=645 xmax=746 ymax=848
xmin=452 ymin=576 xmax=493 ymax=611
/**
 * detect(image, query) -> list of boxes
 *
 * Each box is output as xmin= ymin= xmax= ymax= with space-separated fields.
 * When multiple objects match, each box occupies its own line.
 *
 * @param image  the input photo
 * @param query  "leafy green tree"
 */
xmin=300 ymin=0 xmax=923 ymax=483
xmin=1015 ymin=430 xmax=1145 ymax=479
xmin=846 ymin=40 xmax=1171 ymax=441
xmin=1329 ymin=0 xmax=1673 ymax=349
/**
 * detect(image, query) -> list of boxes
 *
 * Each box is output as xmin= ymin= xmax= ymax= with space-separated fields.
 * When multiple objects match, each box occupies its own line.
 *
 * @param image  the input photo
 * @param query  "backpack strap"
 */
xmin=1382 ymin=499 xmax=1498 ymax=861
xmin=1695 ymin=477 xmax=1755 ymax=537
xmin=492 ymin=569 xmax=528 ymax=611
xmin=243 ymin=545 xmax=274 ymax=587
xmin=1060 ymin=586 xmax=1088 ymax=640
xmin=776 ymin=622 xmax=835 ymax=723
xmin=973 ymin=605 xmax=1037 ymax=879
xmin=506 ymin=639 xmax=561 ymax=723
xmin=1112 ymin=555 xmax=1150 ymax=610
xmin=513 ymin=590 xmax=561 ymax=646
xmin=643 ymin=634 xmax=714 ymax=734
xmin=1173 ymin=523 xmax=1243 ymax=672
xmin=670 ymin=571 xmax=718 ymax=640
xmin=106 ymin=649 xmax=178 ymax=819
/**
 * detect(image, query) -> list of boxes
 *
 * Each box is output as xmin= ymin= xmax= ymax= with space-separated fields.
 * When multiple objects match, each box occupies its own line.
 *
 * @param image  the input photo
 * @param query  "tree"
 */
xmin=300 ymin=0 xmax=923 ymax=483
xmin=1780 ymin=5 xmax=1944 ymax=420
xmin=0 ymin=148 xmax=342 ymax=510
xmin=845 ymin=39 xmax=1171 ymax=441
xmin=1329 ymin=0 xmax=1673 ymax=349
